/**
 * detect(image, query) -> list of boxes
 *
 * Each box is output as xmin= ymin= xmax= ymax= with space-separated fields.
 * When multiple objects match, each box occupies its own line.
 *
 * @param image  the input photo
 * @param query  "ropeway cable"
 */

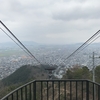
xmin=76 ymin=35 xmax=100 ymax=54
xmin=64 ymin=30 xmax=100 ymax=60
xmin=55 ymin=30 xmax=100 ymax=65
xmin=0 ymin=20 xmax=41 ymax=65
xmin=0 ymin=27 xmax=31 ymax=57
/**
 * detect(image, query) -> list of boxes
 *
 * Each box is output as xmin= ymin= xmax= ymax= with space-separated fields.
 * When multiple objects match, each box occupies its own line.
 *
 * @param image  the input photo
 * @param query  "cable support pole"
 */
xmin=0 ymin=20 xmax=41 ymax=65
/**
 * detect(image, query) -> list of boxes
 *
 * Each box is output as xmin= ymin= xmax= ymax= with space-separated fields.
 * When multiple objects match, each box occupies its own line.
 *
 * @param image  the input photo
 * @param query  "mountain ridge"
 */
xmin=1 ymin=64 xmax=48 ymax=86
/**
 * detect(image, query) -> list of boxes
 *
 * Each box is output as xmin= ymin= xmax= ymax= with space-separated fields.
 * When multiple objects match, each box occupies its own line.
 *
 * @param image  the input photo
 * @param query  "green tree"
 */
xmin=81 ymin=66 xmax=90 ymax=79
xmin=95 ymin=65 xmax=100 ymax=83
xmin=63 ymin=66 xmax=91 ymax=80
xmin=65 ymin=69 xmax=74 ymax=79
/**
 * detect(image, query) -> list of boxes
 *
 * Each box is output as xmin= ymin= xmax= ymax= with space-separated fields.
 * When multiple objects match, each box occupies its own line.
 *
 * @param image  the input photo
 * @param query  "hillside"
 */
xmin=0 ymin=64 xmax=48 ymax=99
xmin=2 ymin=65 xmax=48 ymax=86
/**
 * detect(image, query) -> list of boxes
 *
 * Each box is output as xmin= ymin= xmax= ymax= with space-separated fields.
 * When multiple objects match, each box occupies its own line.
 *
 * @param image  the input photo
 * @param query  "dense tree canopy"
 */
xmin=95 ymin=65 xmax=100 ymax=83
xmin=63 ymin=66 xmax=91 ymax=80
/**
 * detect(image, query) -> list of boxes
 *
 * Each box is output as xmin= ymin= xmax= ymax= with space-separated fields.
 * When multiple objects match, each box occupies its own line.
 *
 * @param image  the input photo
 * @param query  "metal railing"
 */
xmin=1 ymin=79 xmax=100 ymax=100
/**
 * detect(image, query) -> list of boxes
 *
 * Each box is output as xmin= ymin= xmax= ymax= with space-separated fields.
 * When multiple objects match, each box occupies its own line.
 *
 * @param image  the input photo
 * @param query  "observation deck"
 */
xmin=1 ymin=79 xmax=100 ymax=100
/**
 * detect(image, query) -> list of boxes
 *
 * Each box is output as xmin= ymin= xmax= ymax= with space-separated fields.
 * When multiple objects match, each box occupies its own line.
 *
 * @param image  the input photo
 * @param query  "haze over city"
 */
xmin=1 ymin=1 xmax=100 ymax=99
xmin=0 ymin=0 xmax=100 ymax=44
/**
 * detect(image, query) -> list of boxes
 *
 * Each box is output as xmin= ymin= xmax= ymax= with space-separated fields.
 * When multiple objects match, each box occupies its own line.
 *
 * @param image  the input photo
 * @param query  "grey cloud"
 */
xmin=63 ymin=0 xmax=87 ymax=2
xmin=52 ymin=7 xmax=100 ymax=21
xmin=0 ymin=0 xmax=100 ymax=44
xmin=51 ymin=0 xmax=100 ymax=21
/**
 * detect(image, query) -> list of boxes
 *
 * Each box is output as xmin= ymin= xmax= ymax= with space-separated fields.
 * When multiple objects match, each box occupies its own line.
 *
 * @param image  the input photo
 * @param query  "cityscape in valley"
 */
xmin=0 ymin=41 xmax=100 ymax=80
xmin=1 ymin=0 xmax=100 ymax=99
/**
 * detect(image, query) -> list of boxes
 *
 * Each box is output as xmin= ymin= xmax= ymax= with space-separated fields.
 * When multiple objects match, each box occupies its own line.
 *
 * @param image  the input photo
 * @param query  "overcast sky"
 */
xmin=0 ymin=0 xmax=100 ymax=44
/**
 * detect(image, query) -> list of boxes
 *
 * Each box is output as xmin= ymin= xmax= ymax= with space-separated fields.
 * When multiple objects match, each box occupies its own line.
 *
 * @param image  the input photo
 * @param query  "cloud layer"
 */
xmin=0 ymin=0 xmax=100 ymax=44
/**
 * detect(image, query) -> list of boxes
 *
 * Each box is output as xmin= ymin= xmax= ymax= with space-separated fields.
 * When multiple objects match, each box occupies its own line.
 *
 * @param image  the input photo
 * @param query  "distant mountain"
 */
xmin=0 ymin=41 xmax=100 ymax=48
xmin=22 ymin=41 xmax=39 ymax=46
xmin=0 ymin=41 xmax=39 ymax=48
xmin=1 ymin=65 xmax=48 ymax=86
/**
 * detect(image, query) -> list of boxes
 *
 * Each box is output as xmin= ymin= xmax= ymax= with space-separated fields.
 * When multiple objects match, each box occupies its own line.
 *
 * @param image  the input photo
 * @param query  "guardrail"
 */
xmin=1 ymin=79 xmax=100 ymax=100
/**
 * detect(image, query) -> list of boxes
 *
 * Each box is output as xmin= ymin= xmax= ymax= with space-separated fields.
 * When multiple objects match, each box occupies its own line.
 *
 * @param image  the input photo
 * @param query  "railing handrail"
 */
xmin=1 ymin=80 xmax=36 ymax=100
xmin=1 ymin=79 xmax=100 ymax=100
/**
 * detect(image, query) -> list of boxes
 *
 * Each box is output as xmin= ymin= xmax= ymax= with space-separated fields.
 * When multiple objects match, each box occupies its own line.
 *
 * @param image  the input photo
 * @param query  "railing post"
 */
xmin=34 ymin=81 xmax=36 ymax=100
xmin=76 ymin=81 xmax=77 ymax=100
xmin=16 ymin=91 xmax=18 ymax=100
xmin=21 ymin=88 xmax=23 ymax=100
xmin=58 ymin=81 xmax=60 ymax=100
xmin=64 ymin=81 xmax=66 ymax=100
xmin=82 ymin=81 xmax=83 ymax=100
xmin=86 ymin=81 xmax=89 ymax=100
xmin=98 ymin=86 xmax=100 ymax=100
xmin=41 ymin=82 xmax=43 ymax=100
xmin=52 ymin=81 xmax=54 ymax=100
xmin=70 ymin=81 xmax=72 ymax=100
xmin=29 ymin=84 xmax=32 ymax=100
xmin=47 ymin=81 xmax=48 ymax=100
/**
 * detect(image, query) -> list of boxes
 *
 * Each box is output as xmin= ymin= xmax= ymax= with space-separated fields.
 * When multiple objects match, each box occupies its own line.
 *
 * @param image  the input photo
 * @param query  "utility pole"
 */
xmin=92 ymin=52 xmax=100 ymax=82
xmin=91 ymin=52 xmax=100 ymax=100
xmin=92 ymin=52 xmax=96 ymax=100
xmin=92 ymin=52 xmax=95 ymax=82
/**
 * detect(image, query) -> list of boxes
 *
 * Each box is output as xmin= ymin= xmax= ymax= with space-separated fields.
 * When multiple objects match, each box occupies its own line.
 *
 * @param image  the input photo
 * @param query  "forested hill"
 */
xmin=0 ymin=65 xmax=48 ymax=99
xmin=2 ymin=65 xmax=48 ymax=86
